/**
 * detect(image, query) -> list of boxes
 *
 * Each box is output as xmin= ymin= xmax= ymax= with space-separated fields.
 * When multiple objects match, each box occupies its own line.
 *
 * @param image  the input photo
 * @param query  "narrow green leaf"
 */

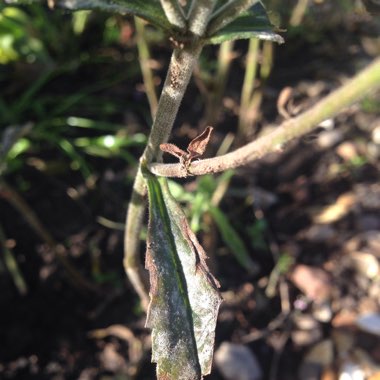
xmin=9 ymin=0 xmax=173 ymax=32
xmin=209 ymin=205 xmax=257 ymax=274
xmin=57 ymin=138 xmax=93 ymax=178
xmin=145 ymin=171 xmax=222 ymax=379
xmin=206 ymin=2 xmax=284 ymax=45
xmin=207 ymin=0 xmax=260 ymax=35
xmin=0 ymin=124 xmax=33 ymax=163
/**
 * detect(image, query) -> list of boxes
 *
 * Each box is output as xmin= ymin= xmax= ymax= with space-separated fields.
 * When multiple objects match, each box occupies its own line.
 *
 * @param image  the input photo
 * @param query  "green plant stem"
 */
xmin=215 ymin=40 xmax=234 ymax=98
xmin=239 ymin=40 xmax=273 ymax=138
xmin=135 ymin=17 xmax=159 ymax=117
xmin=0 ymin=179 xmax=96 ymax=292
xmin=206 ymin=40 xmax=234 ymax=124
xmin=290 ymin=0 xmax=309 ymax=27
xmin=149 ymin=56 xmax=380 ymax=177
xmin=160 ymin=0 xmax=186 ymax=29
xmin=124 ymin=43 xmax=204 ymax=308
xmin=0 ymin=223 xmax=28 ymax=295
xmin=260 ymin=40 xmax=273 ymax=81
xmin=188 ymin=0 xmax=217 ymax=36
xmin=239 ymin=37 xmax=260 ymax=135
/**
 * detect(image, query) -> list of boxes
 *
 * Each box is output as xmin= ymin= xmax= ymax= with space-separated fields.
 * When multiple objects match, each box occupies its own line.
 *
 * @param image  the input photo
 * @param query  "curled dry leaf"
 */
xmin=187 ymin=126 xmax=213 ymax=159
xmin=160 ymin=126 xmax=214 ymax=169
xmin=159 ymin=143 xmax=186 ymax=159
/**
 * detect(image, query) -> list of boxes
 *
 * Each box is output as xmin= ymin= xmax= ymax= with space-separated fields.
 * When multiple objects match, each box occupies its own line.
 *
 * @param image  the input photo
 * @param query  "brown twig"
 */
xmin=149 ymin=57 xmax=380 ymax=177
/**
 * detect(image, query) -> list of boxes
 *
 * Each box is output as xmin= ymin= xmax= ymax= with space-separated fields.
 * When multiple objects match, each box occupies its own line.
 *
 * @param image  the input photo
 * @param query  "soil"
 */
xmin=0 ymin=2 xmax=380 ymax=380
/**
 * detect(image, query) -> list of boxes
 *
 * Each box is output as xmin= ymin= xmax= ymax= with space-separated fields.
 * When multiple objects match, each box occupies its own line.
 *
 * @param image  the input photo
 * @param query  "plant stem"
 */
xmin=124 ymin=43 xmax=203 ymax=308
xmin=124 ymin=0 xmax=220 ymax=308
xmin=135 ymin=17 xmax=159 ymax=117
xmin=215 ymin=40 xmax=234 ymax=95
xmin=239 ymin=37 xmax=260 ymax=136
xmin=149 ymin=56 xmax=380 ymax=177
xmin=188 ymin=0 xmax=217 ymax=36
xmin=0 ymin=223 xmax=28 ymax=295
xmin=207 ymin=40 xmax=234 ymax=124
xmin=197 ymin=40 xmax=234 ymax=125
xmin=260 ymin=40 xmax=273 ymax=81
xmin=160 ymin=0 xmax=187 ymax=29
xmin=290 ymin=0 xmax=309 ymax=27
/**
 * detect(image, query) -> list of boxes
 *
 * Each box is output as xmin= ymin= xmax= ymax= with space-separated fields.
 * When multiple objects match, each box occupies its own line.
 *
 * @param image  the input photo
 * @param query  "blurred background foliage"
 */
xmin=0 ymin=3 xmax=151 ymax=179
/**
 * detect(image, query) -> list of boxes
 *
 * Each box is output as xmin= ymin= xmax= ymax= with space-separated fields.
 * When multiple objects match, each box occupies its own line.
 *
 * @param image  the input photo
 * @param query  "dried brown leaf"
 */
xmin=187 ymin=126 xmax=213 ymax=158
xmin=160 ymin=143 xmax=186 ymax=159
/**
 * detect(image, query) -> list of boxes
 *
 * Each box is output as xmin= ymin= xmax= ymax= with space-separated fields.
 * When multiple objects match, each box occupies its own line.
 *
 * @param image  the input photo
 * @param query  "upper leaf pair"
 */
xmin=18 ymin=0 xmax=283 ymax=45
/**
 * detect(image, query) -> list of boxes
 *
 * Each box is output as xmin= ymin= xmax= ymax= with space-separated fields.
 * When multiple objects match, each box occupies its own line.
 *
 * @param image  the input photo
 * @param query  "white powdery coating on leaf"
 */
xmin=147 ymin=176 xmax=222 ymax=378
xmin=164 ymin=190 xmax=222 ymax=375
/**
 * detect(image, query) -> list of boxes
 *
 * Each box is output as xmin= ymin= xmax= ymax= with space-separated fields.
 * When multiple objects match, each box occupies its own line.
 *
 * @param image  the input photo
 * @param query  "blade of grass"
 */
xmin=239 ymin=37 xmax=259 ymax=136
xmin=0 ymin=223 xmax=28 ymax=295
xmin=56 ymin=138 xmax=93 ymax=179
xmin=209 ymin=204 xmax=257 ymax=274
xmin=135 ymin=16 xmax=159 ymax=118
xmin=11 ymin=69 xmax=56 ymax=116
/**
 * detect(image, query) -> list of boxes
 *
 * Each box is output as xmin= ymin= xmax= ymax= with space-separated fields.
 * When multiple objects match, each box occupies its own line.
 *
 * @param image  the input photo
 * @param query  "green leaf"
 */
xmin=9 ymin=0 xmax=173 ymax=32
xmin=0 ymin=6 xmax=48 ymax=64
xmin=56 ymin=137 xmax=92 ymax=178
xmin=145 ymin=171 xmax=221 ymax=379
xmin=206 ymin=2 xmax=284 ymax=45
xmin=0 ymin=124 xmax=33 ymax=162
xmin=167 ymin=179 xmax=195 ymax=203
xmin=209 ymin=205 xmax=257 ymax=274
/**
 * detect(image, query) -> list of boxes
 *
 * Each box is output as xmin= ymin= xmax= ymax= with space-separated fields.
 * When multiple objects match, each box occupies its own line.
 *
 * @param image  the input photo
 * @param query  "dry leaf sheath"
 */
xmin=160 ymin=126 xmax=214 ymax=169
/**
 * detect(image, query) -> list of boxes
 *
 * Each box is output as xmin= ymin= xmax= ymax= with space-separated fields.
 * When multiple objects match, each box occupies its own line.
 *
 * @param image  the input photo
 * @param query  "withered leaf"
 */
xmin=187 ymin=126 xmax=213 ymax=159
xmin=159 ymin=143 xmax=186 ymax=159
xmin=144 ymin=170 xmax=222 ymax=379
xmin=160 ymin=127 xmax=214 ymax=170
